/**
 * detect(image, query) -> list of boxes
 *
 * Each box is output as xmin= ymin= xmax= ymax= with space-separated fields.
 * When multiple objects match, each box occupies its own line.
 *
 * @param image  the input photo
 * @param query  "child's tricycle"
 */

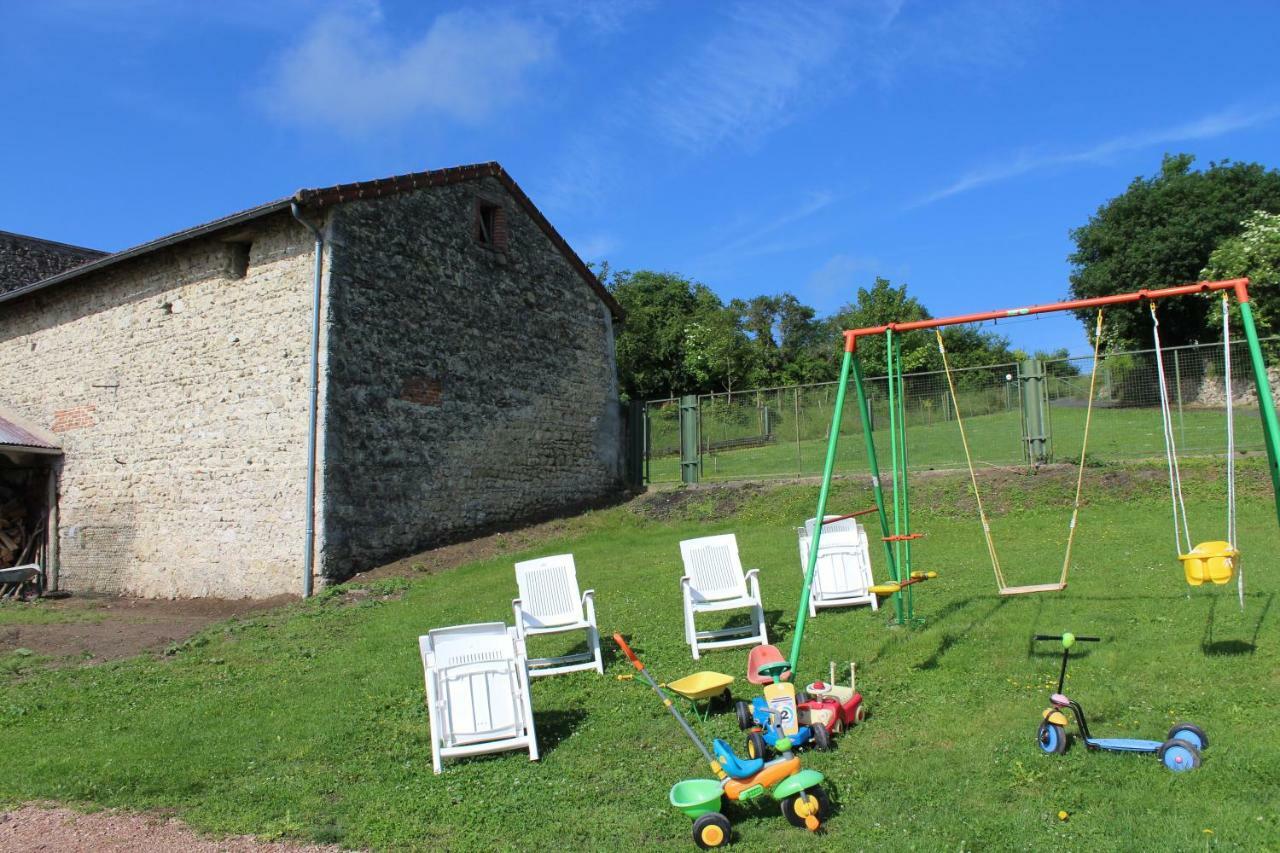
xmin=1034 ymin=632 xmax=1208 ymax=772
xmin=735 ymin=644 xmax=832 ymax=758
xmin=615 ymin=634 xmax=830 ymax=848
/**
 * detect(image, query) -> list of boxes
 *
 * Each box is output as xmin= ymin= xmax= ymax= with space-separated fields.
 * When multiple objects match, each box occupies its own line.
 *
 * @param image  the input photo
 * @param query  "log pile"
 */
xmin=0 ymin=488 xmax=37 ymax=570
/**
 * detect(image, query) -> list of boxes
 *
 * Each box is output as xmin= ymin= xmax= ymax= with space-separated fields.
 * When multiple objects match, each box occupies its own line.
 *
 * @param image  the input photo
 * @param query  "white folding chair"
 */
xmin=798 ymin=516 xmax=878 ymax=617
xmin=419 ymin=622 xmax=539 ymax=774
xmin=512 ymin=554 xmax=603 ymax=677
xmin=679 ymin=534 xmax=767 ymax=660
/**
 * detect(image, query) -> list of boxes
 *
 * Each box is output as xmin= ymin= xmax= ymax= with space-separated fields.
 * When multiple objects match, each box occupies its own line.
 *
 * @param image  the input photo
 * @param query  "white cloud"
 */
xmin=645 ymin=2 xmax=857 ymax=151
xmin=805 ymin=253 xmax=879 ymax=305
xmin=260 ymin=6 xmax=554 ymax=132
xmin=917 ymin=106 xmax=1280 ymax=206
xmin=572 ymin=233 xmax=619 ymax=261
xmin=689 ymin=190 xmax=838 ymax=275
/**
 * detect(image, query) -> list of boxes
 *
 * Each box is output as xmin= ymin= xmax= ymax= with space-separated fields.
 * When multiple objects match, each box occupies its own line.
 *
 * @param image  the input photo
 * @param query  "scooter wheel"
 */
xmin=1037 ymin=721 xmax=1067 ymax=755
xmin=735 ymin=700 xmax=753 ymax=731
xmin=781 ymin=786 xmax=831 ymax=829
xmin=692 ymin=812 xmax=731 ymax=849
xmin=1166 ymin=722 xmax=1208 ymax=751
xmin=747 ymin=730 xmax=770 ymax=760
xmin=1157 ymin=738 xmax=1201 ymax=772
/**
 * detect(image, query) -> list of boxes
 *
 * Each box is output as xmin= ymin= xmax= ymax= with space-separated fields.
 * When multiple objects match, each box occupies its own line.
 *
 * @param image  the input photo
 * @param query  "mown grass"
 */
xmin=0 ymin=460 xmax=1277 ymax=851
xmin=651 ymin=404 xmax=1267 ymax=483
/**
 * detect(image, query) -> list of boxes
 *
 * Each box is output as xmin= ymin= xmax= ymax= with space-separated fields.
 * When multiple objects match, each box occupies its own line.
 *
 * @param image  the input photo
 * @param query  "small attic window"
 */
xmin=227 ymin=241 xmax=252 ymax=279
xmin=474 ymin=200 xmax=508 ymax=251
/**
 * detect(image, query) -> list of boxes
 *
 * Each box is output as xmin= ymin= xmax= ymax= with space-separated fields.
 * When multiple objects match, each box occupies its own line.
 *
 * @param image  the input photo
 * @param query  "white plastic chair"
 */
xmin=512 ymin=554 xmax=603 ymax=677
xmin=679 ymin=534 xmax=767 ymax=660
xmin=419 ymin=622 xmax=539 ymax=774
xmin=798 ymin=516 xmax=878 ymax=617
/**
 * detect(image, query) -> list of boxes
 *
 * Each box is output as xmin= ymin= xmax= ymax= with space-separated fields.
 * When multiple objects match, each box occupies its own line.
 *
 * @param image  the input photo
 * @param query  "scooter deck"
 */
xmin=1085 ymin=737 xmax=1162 ymax=753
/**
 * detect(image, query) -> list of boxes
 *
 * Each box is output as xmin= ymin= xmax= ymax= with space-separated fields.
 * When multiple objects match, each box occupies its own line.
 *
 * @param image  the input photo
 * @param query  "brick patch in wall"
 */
xmin=51 ymin=404 xmax=97 ymax=432
xmin=401 ymin=377 xmax=443 ymax=406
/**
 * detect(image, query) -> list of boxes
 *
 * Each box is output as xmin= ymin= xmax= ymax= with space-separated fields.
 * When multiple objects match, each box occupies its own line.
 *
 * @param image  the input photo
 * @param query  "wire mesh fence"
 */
xmin=643 ymin=337 xmax=1278 ymax=483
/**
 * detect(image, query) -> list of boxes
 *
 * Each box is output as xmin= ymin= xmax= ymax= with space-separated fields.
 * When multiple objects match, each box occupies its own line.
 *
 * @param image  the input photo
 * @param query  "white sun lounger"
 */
xmin=419 ymin=622 xmax=539 ymax=774
xmin=679 ymin=533 xmax=768 ymax=660
xmin=513 ymin=554 xmax=603 ymax=677
xmin=798 ymin=516 xmax=878 ymax=616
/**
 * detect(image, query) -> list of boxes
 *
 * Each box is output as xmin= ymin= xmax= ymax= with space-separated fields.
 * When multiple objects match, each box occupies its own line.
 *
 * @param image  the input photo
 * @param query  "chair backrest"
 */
xmin=680 ymin=534 xmax=749 ymax=603
xmin=514 ymin=554 xmax=583 ymax=628
xmin=798 ymin=525 xmax=872 ymax=597
xmin=422 ymin=622 xmax=525 ymax=743
xmin=803 ymin=515 xmax=862 ymax=537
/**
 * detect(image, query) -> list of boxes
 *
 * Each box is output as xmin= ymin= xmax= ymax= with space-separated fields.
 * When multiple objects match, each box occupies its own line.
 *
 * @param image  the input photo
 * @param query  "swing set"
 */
xmin=787 ymin=278 xmax=1280 ymax=666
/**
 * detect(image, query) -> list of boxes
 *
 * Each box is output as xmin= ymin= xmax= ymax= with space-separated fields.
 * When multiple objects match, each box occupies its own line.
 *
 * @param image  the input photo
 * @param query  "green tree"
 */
xmin=1201 ymin=210 xmax=1280 ymax=348
xmin=607 ymin=269 xmax=751 ymax=399
xmin=682 ymin=306 xmax=755 ymax=397
xmin=831 ymin=277 xmax=1013 ymax=374
xmin=1068 ymin=154 xmax=1280 ymax=348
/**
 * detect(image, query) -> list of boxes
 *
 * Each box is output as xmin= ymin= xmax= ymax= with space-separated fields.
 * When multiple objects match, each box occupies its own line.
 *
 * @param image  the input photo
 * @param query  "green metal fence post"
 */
xmin=679 ymin=394 xmax=700 ymax=484
xmin=1237 ymin=300 xmax=1280 ymax=525
xmin=788 ymin=347 xmax=853 ymax=674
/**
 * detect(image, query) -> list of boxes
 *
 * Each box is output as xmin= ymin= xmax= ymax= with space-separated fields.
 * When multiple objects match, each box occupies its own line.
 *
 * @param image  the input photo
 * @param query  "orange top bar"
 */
xmin=843 ymin=278 xmax=1250 ymax=352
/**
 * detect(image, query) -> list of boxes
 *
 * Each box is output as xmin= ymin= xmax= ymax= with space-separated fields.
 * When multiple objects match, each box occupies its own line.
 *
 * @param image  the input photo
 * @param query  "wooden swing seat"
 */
xmin=998 ymin=582 xmax=1066 ymax=597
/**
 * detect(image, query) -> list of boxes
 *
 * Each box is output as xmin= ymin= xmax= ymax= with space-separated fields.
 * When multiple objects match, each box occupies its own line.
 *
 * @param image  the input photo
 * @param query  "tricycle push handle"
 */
xmin=612 ymin=633 xmax=644 ymax=669
xmin=1033 ymin=633 xmax=1100 ymax=642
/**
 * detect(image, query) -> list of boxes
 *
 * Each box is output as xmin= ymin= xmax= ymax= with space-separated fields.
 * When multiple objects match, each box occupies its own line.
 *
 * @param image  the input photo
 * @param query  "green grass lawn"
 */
xmin=1 ymin=461 xmax=1277 ymax=850
xmin=650 ymin=403 xmax=1267 ymax=483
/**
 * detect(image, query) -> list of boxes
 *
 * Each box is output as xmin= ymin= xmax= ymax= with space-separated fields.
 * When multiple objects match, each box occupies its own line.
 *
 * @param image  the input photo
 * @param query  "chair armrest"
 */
xmin=744 ymin=568 xmax=762 ymax=598
xmin=581 ymin=589 xmax=597 ymax=622
xmin=512 ymin=598 xmax=526 ymax=636
xmin=581 ymin=588 xmax=595 ymax=605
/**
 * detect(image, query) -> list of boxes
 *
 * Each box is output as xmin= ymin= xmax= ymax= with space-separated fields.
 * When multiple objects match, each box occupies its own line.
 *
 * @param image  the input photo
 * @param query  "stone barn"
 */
xmin=0 ymin=163 xmax=626 ymax=598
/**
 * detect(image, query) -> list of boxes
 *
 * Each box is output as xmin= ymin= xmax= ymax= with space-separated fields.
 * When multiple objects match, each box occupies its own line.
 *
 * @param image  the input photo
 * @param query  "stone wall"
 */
xmin=0 ymin=213 xmax=315 ymax=597
xmin=320 ymin=175 xmax=623 ymax=579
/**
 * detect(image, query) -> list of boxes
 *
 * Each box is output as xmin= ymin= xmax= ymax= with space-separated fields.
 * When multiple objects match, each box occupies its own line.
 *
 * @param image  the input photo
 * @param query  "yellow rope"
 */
xmin=1059 ymin=310 xmax=1105 ymax=586
xmin=936 ymin=330 xmax=1005 ymax=590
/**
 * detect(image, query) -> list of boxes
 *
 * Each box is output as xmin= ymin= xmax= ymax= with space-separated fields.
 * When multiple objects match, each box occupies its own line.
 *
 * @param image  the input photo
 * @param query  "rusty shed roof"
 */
xmin=0 ymin=408 xmax=60 ymax=453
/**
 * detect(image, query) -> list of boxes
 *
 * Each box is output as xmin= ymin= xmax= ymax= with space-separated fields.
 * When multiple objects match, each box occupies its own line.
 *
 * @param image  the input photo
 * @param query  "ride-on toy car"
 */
xmin=1034 ymin=632 xmax=1208 ymax=772
xmin=800 ymin=661 xmax=866 ymax=734
xmin=735 ymin=645 xmax=831 ymax=758
xmin=614 ymin=635 xmax=829 ymax=848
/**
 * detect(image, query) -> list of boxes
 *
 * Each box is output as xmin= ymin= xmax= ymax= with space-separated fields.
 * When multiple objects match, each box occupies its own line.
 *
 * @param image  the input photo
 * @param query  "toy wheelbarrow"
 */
xmin=664 ymin=671 xmax=735 ymax=721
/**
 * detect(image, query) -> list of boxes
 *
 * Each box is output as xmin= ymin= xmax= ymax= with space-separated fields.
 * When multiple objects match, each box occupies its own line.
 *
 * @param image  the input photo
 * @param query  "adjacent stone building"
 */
xmin=0 ymin=163 xmax=626 ymax=598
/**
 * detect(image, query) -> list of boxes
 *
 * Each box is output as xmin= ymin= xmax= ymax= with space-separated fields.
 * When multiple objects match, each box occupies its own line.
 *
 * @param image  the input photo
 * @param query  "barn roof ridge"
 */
xmin=1 ymin=162 xmax=622 ymax=320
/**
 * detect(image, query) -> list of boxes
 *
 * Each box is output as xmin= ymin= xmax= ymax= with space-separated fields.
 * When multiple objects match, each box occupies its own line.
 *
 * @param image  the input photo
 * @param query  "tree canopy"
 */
xmin=606 ymin=271 xmax=1014 ymax=400
xmin=1068 ymin=154 xmax=1280 ymax=349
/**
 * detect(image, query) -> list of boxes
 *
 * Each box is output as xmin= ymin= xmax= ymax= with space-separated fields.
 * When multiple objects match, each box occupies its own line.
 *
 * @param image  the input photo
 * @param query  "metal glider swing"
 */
xmin=1151 ymin=294 xmax=1243 ymax=605
xmin=935 ymin=310 xmax=1106 ymax=596
xmin=786 ymin=278 xmax=1280 ymax=655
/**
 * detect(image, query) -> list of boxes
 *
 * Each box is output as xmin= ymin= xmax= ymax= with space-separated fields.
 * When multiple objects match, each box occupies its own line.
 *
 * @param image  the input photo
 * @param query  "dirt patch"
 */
xmin=0 ymin=803 xmax=346 ymax=852
xmin=0 ymin=594 xmax=293 ymax=665
xmin=631 ymin=483 xmax=764 ymax=522
xmin=354 ymin=516 xmax=582 ymax=581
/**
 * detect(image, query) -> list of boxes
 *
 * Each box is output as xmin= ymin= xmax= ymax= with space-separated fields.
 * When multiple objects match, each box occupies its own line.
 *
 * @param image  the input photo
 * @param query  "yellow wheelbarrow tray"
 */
xmin=663 ymin=671 xmax=735 ymax=721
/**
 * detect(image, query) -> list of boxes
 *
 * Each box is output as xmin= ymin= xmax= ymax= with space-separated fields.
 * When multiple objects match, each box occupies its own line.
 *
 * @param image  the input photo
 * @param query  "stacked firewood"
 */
xmin=0 ymin=492 xmax=32 ymax=569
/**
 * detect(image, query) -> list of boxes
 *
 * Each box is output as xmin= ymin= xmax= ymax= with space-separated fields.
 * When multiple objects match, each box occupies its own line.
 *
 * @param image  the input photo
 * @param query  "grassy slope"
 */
xmin=651 ymin=405 xmax=1268 ymax=482
xmin=1 ymin=462 xmax=1278 ymax=851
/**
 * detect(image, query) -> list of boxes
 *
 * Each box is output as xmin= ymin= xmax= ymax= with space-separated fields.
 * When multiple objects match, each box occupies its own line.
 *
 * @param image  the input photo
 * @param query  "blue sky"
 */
xmin=4 ymin=0 xmax=1279 ymax=355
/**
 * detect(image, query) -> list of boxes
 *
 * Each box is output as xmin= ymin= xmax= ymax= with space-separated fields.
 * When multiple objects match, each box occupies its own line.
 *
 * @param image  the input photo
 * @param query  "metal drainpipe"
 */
xmin=291 ymin=202 xmax=323 ymax=598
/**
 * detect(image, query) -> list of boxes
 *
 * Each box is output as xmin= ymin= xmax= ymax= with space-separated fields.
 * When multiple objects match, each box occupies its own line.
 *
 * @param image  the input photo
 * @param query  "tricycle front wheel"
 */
xmin=781 ymin=786 xmax=830 ymax=830
xmin=692 ymin=812 xmax=732 ymax=849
